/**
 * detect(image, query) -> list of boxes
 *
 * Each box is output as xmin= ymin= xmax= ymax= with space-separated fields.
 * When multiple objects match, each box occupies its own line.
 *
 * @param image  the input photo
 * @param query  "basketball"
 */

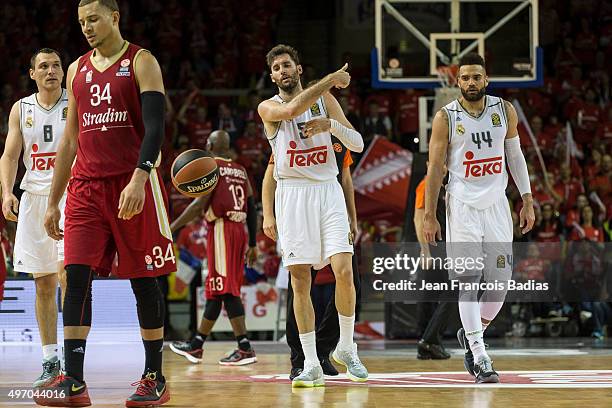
xmin=171 ymin=149 xmax=219 ymax=197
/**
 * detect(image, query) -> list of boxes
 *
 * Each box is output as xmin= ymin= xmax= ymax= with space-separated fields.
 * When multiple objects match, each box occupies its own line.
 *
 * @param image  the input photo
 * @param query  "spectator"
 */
xmin=534 ymin=203 xmax=563 ymax=243
xmin=337 ymin=95 xmax=361 ymax=132
xmin=554 ymin=163 xmax=585 ymax=212
xmin=569 ymin=205 xmax=604 ymax=242
xmin=242 ymin=90 xmax=263 ymax=129
xmin=395 ymin=89 xmax=421 ymax=149
xmin=565 ymin=193 xmax=589 ymax=228
xmin=585 ymin=149 xmax=603 ymax=179
xmin=562 ymin=67 xmax=587 ymax=103
xmin=364 ymin=92 xmax=391 ymax=116
xmin=574 ymin=88 xmax=602 ymax=144
xmin=515 ymin=243 xmax=550 ymax=282
xmin=595 ymin=106 xmax=612 ymax=147
xmin=554 ymin=38 xmax=580 ymax=78
xmin=177 ymin=90 xmax=213 ymax=150
xmin=362 ymin=101 xmax=392 ymax=143
xmin=337 ymin=86 xmax=362 ymax=116
xmin=235 ymin=121 xmax=268 ymax=166
xmin=587 ymin=154 xmax=611 ymax=203
xmin=216 ymin=102 xmax=243 ymax=142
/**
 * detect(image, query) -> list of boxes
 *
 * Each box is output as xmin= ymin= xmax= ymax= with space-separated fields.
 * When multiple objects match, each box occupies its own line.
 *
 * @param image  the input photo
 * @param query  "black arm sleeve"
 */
xmin=246 ymin=196 xmax=257 ymax=247
xmin=137 ymin=91 xmax=165 ymax=172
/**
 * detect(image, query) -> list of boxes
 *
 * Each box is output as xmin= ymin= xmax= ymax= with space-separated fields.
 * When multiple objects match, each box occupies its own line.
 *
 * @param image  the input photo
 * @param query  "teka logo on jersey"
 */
xmin=30 ymin=143 xmax=56 ymax=171
xmin=287 ymin=140 xmax=327 ymax=167
xmin=463 ymin=151 xmax=503 ymax=178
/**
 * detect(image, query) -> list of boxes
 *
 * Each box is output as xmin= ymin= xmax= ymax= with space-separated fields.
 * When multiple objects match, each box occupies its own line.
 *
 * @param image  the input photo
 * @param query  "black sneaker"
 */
xmin=457 ymin=328 xmax=475 ymax=376
xmin=289 ymin=367 xmax=303 ymax=381
xmin=33 ymin=374 xmax=91 ymax=407
xmin=126 ymin=371 xmax=170 ymax=407
xmin=473 ymin=357 xmax=499 ymax=384
xmin=320 ymin=358 xmax=339 ymax=376
xmin=169 ymin=340 xmax=203 ymax=364
xmin=219 ymin=349 xmax=257 ymax=366
xmin=416 ymin=340 xmax=451 ymax=360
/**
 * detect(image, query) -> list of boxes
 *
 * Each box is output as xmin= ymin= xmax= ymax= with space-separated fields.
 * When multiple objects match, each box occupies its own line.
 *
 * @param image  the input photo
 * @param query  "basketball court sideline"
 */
xmin=1 ymin=338 xmax=611 ymax=407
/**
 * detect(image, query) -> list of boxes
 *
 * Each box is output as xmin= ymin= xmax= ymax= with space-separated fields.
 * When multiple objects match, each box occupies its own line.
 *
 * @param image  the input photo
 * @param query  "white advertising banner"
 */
xmin=196 ymin=283 xmax=280 ymax=332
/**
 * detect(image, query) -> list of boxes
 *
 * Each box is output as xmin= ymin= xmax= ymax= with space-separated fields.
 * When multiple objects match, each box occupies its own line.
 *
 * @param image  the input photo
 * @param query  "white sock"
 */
xmin=338 ymin=313 xmax=355 ymax=351
xmin=299 ymin=331 xmax=319 ymax=368
xmin=42 ymin=344 xmax=58 ymax=361
xmin=465 ymin=329 xmax=488 ymax=363
xmin=458 ymin=301 xmax=488 ymax=362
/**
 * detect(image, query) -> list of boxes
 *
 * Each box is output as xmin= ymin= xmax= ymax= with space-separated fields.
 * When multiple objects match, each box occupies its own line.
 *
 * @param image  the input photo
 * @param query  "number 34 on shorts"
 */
xmin=144 ymin=243 xmax=176 ymax=271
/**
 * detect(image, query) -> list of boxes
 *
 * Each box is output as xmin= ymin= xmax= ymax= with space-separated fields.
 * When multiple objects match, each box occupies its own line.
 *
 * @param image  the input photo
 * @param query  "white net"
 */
xmin=433 ymin=65 xmax=461 ymax=114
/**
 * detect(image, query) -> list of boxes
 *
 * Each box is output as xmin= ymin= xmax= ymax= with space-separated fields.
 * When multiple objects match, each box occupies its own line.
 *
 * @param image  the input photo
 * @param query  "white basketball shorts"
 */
xmin=14 ymin=191 xmax=66 ymax=275
xmin=445 ymin=193 xmax=513 ymax=280
xmin=275 ymin=178 xmax=353 ymax=267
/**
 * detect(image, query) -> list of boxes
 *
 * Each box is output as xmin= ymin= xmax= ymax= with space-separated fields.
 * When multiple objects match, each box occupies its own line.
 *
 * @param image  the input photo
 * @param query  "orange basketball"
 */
xmin=171 ymin=149 xmax=219 ymax=198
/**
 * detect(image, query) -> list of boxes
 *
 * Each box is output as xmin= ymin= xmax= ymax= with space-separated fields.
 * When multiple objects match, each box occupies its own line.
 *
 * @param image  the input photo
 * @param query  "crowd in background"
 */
xmin=0 ymin=0 xmax=610 ymax=338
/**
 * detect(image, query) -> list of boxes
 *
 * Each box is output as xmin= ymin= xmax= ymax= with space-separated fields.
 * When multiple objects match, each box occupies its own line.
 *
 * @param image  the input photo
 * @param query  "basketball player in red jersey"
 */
xmin=38 ymin=1 xmax=173 ymax=406
xmin=169 ymin=130 xmax=259 ymax=366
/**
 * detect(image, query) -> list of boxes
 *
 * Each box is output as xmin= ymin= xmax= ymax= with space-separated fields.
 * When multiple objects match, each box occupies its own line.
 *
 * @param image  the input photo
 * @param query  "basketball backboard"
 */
xmin=373 ymin=0 xmax=542 ymax=89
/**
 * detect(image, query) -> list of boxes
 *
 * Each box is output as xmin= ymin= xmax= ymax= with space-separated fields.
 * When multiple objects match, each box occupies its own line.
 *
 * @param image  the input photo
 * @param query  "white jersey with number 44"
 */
xmin=444 ymin=95 xmax=509 ymax=210
xmin=19 ymin=89 xmax=68 ymax=194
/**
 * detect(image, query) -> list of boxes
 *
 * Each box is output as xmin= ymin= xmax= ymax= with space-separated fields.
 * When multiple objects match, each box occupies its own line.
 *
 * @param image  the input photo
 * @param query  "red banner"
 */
xmin=352 ymin=136 xmax=413 ymax=222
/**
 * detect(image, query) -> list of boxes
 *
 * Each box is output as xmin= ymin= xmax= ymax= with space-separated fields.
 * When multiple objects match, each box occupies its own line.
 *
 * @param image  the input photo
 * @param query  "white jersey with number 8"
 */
xmin=19 ymin=89 xmax=68 ymax=194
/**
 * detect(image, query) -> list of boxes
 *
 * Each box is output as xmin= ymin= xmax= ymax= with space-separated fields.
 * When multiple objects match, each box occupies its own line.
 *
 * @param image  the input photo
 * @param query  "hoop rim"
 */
xmin=436 ymin=64 xmax=459 ymax=87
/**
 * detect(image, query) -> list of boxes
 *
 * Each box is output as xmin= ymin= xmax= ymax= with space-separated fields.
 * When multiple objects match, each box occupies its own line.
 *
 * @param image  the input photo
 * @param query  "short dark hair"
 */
xmin=30 ymin=48 xmax=62 ymax=69
xmin=458 ymin=52 xmax=486 ymax=70
xmin=266 ymin=44 xmax=300 ymax=69
xmin=78 ymin=0 xmax=119 ymax=12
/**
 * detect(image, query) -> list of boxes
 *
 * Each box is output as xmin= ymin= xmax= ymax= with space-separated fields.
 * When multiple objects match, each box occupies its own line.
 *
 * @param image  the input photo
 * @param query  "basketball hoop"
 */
xmin=433 ymin=64 xmax=461 ymax=114
xmin=436 ymin=64 xmax=459 ymax=88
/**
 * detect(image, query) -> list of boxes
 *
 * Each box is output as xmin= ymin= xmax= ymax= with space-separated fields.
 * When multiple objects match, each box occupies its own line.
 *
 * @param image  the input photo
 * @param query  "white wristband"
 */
xmin=330 ymin=119 xmax=364 ymax=153
xmin=504 ymin=136 xmax=531 ymax=196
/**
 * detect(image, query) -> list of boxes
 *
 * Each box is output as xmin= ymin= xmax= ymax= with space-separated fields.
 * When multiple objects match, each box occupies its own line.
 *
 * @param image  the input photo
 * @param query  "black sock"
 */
xmin=237 ymin=335 xmax=251 ymax=352
xmin=191 ymin=332 xmax=207 ymax=349
xmin=64 ymin=339 xmax=86 ymax=382
xmin=143 ymin=339 xmax=164 ymax=379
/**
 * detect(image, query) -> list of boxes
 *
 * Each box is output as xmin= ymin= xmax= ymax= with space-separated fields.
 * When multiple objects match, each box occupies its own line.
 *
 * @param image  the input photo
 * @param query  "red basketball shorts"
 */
xmin=64 ymin=169 xmax=176 ymax=278
xmin=205 ymin=218 xmax=247 ymax=299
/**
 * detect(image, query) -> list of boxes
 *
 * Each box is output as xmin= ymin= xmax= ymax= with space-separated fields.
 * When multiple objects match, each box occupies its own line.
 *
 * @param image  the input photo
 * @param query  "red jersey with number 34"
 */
xmin=208 ymin=158 xmax=250 ymax=223
xmin=72 ymin=42 xmax=147 ymax=179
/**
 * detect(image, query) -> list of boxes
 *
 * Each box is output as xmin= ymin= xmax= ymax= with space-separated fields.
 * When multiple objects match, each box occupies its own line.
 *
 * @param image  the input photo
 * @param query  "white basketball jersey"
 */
xmin=444 ymin=95 xmax=509 ymax=209
xmin=266 ymin=95 xmax=338 ymax=182
xmin=19 ymin=90 xmax=68 ymax=194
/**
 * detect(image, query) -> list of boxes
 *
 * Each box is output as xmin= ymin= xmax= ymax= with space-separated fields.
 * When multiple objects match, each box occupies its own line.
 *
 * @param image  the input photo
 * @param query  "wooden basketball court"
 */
xmin=1 ymin=339 xmax=611 ymax=407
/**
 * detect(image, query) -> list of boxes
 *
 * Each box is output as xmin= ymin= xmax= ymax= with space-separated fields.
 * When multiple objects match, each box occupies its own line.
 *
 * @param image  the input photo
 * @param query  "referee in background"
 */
xmin=413 ymin=168 xmax=456 ymax=359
